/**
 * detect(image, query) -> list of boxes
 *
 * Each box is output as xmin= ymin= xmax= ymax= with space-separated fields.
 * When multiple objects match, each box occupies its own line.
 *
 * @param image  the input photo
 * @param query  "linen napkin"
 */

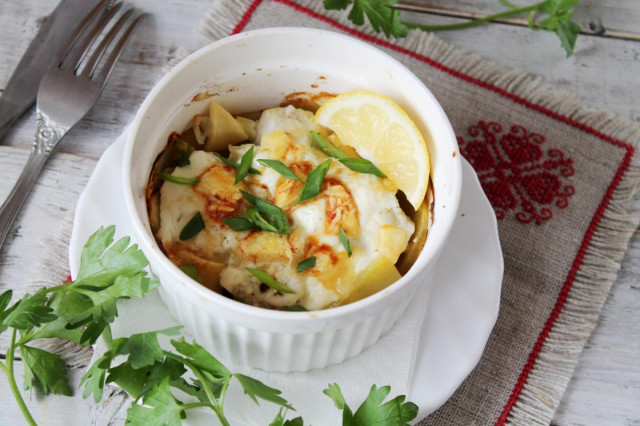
xmin=196 ymin=0 xmax=640 ymax=425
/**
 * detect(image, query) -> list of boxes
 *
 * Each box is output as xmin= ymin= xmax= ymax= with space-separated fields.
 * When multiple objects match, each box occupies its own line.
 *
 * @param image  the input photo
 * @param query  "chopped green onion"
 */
xmin=240 ymin=190 xmax=291 ymax=234
xmin=297 ymin=256 xmax=316 ymax=272
xmin=284 ymin=306 xmax=308 ymax=312
xmin=222 ymin=217 xmax=259 ymax=231
xmin=176 ymin=155 xmax=191 ymax=167
xmin=215 ymin=153 xmax=260 ymax=175
xmin=245 ymin=268 xmax=296 ymax=294
xmin=179 ymin=264 xmax=199 ymax=281
xmin=339 ymin=226 xmax=352 ymax=257
xmin=157 ymin=172 xmax=200 ymax=185
xmin=339 ymin=158 xmax=387 ymax=177
xmin=257 ymin=159 xmax=301 ymax=180
xmin=309 ymin=131 xmax=348 ymax=159
xmin=179 ymin=212 xmax=205 ymax=241
xmin=247 ymin=208 xmax=280 ymax=233
xmin=235 ymin=145 xmax=255 ymax=184
xmin=298 ymin=159 xmax=332 ymax=204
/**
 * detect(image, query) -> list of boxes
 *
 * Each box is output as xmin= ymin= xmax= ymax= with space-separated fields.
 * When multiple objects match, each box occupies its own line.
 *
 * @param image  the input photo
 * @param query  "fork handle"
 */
xmin=0 ymin=111 xmax=68 ymax=250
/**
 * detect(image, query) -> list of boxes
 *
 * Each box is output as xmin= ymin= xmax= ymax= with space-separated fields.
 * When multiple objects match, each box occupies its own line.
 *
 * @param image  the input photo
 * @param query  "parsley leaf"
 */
xmin=21 ymin=345 xmax=72 ymax=396
xmin=324 ymin=0 xmax=407 ymax=38
xmin=74 ymin=225 xmax=149 ymax=288
xmin=171 ymin=338 xmax=231 ymax=380
xmin=120 ymin=327 xmax=182 ymax=369
xmin=324 ymin=383 xmax=418 ymax=425
xmin=126 ymin=377 xmax=185 ymax=426
xmin=2 ymin=292 xmax=56 ymax=331
xmin=235 ymin=374 xmax=294 ymax=409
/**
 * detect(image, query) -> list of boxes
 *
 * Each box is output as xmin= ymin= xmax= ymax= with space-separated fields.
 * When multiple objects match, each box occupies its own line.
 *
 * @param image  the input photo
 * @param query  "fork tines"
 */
xmin=60 ymin=1 xmax=146 ymax=82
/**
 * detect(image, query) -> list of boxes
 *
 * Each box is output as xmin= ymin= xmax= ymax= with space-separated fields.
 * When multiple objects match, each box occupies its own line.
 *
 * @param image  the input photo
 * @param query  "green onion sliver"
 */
xmin=240 ymin=190 xmax=291 ymax=234
xmin=245 ymin=268 xmax=296 ymax=294
xmin=215 ymin=153 xmax=260 ymax=175
xmin=309 ymin=131 xmax=348 ymax=159
xmin=179 ymin=264 xmax=199 ymax=281
xmin=297 ymin=256 xmax=316 ymax=272
xmin=257 ymin=159 xmax=301 ymax=180
xmin=157 ymin=172 xmax=200 ymax=185
xmin=222 ymin=217 xmax=259 ymax=232
xmin=298 ymin=159 xmax=331 ymax=204
xmin=339 ymin=158 xmax=387 ymax=178
xmin=339 ymin=226 xmax=352 ymax=257
xmin=235 ymin=145 xmax=255 ymax=184
xmin=247 ymin=208 xmax=280 ymax=233
xmin=179 ymin=212 xmax=205 ymax=241
xmin=284 ymin=306 xmax=308 ymax=312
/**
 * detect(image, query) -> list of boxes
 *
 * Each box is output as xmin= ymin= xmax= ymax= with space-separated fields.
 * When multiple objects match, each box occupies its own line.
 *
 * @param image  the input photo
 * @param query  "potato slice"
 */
xmin=205 ymin=100 xmax=249 ymax=151
xmin=396 ymin=198 xmax=430 ymax=275
xmin=343 ymin=256 xmax=401 ymax=304
xmin=236 ymin=116 xmax=257 ymax=142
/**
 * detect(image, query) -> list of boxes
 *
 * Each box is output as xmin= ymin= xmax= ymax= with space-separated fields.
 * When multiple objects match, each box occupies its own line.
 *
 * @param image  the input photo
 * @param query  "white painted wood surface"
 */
xmin=0 ymin=1 xmax=638 ymax=425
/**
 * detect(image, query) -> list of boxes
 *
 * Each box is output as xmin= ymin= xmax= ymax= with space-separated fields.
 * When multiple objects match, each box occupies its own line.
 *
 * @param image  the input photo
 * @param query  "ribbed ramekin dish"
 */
xmin=123 ymin=27 xmax=462 ymax=372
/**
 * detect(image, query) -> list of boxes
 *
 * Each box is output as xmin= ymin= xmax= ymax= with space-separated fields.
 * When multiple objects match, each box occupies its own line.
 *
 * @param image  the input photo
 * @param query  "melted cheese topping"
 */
xmin=157 ymin=106 xmax=414 ymax=310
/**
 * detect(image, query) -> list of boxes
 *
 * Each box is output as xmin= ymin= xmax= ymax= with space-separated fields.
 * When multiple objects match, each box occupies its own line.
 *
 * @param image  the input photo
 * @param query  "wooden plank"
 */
xmin=398 ymin=0 xmax=640 ymax=38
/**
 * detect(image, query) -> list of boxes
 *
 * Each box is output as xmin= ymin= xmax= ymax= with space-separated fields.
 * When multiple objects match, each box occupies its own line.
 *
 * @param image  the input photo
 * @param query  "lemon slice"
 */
xmin=314 ymin=91 xmax=430 ymax=209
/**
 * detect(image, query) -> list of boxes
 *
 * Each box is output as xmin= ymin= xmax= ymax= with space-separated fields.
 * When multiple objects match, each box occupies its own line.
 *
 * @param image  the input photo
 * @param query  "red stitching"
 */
xmin=232 ymin=1 xmax=636 ymax=422
xmin=231 ymin=0 xmax=264 ymax=34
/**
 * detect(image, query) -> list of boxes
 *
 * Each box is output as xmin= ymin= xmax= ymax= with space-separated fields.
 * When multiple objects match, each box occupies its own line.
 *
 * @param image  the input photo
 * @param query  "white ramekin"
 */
xmin=123 ymin=27 xmax=462 ymax=372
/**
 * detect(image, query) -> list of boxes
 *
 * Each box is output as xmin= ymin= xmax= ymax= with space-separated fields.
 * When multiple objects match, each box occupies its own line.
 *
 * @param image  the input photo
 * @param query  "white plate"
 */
xmin=70 ymin=134 xmax=502 ymax=421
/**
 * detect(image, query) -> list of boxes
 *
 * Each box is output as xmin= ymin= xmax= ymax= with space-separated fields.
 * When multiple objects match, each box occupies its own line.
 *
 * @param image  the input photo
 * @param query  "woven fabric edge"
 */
xmin=197 ymin=1 xmax=640 ymax=424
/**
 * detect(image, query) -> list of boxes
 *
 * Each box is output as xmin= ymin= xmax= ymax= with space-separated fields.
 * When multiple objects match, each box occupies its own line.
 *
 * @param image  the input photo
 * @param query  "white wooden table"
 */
xmin=0 ymin=1 xmax=638 ymax=424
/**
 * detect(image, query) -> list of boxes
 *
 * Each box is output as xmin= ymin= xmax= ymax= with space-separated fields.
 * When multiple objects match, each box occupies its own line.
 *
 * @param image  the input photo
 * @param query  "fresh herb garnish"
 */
xmin=339 ymin=226 xmax=352 ymax=257
xmin=309 ymin=131 xmax=386 ymax=178
xmin=235 ymin=145 xmax=255 ymax=184
xmin=247 ymin=208 xmax=280 ymax=233
xmin=297 ymin=256 xmax=316 ymax=272
xmin=0 ymin=226 xmax=158 ymax=425
xmin=258 ymin=159 xmax=301 ymax=180
xmin=284 ymin=306 xmax=308 ymax=312
xmin=339 ymin=158 xmax=387 ymax=177
xmin=324 ymin=383 xmax=418 ymax=425
xmin=215 ymin=153 xmax=260 ymax=175
xmin=179 ymin=264 xmax=199 ymax=281
xmin=323 ymin=0 xmax=582 ymax=56
xmin=222 ymin=216 xmax=260 ymax=232
xmin=179 ymin=212 xmax=205 ymax=241
xmin=245 ymin=268 xmax=296 ymax=294
xmin=298 ymin=159 xmax=332 ymax=204
xmin=310 ymin=131 xmax=348 ymax=159
xmin=241 ymin=190 xmax=291 ymax=234
xmin=176 ymin=154 xmax=191 ymax=167
xmin=157 ymin=172 xmax=200 ymax=185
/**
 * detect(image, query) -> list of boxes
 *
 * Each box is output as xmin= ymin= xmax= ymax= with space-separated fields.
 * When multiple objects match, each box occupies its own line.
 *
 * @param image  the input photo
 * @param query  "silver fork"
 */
xmin=0 ymin=1 xmax=146 ymax=249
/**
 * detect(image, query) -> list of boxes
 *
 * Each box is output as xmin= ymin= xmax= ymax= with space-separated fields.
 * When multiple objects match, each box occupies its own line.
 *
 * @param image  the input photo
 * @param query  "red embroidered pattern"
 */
xmin=458 ymin=121 xmax=575 ymax=224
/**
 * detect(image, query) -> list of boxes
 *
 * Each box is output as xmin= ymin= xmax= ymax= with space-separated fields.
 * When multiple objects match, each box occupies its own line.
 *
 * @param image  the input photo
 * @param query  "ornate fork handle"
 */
xmin=0 ymin=111 xmax=68 ymax=249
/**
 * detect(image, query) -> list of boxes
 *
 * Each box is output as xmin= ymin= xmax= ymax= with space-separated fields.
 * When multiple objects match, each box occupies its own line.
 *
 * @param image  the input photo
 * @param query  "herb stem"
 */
xmin=405 ymin=3 xmax=539 ymax=32
xmin=163 ymin=351 xmax=231 ymax=426
xmin=5 ymin=329 xmax=37 ymax=426
xmin=181 ymin=402 xmax=213 ymax=410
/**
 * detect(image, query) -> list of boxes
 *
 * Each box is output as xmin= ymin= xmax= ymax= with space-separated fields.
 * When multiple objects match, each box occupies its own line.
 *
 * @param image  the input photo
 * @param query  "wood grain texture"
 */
xmin=0 ymin=1 xmax=638 ymax=425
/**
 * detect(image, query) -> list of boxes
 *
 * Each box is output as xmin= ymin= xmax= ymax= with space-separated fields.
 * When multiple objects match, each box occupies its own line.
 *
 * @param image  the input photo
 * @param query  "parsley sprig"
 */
xmin=0 ymin=226 xmax=418 ymax=425
xmin=324 ymin=0 xmax=583 ymax=56
xmin=0 ymin=226 xmax=157 ymax=425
